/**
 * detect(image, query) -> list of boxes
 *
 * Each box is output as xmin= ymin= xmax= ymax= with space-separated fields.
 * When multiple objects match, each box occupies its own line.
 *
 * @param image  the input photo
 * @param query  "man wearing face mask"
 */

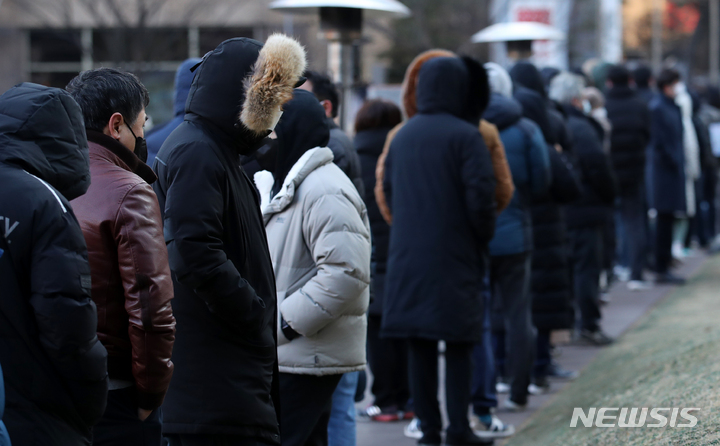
xmin=66 ymin=68 xmax=176 ymax=445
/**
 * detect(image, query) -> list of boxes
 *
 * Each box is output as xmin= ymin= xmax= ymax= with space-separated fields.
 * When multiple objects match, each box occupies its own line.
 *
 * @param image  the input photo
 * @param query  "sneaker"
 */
xmin=613 ymin=265 xmax=630 ymax=282
xmin=655 ymin=273 xmax=686 ymax=285
xmin=546 ymin=362 xmax=579 ymax=380
xmin=495 ymin=381 xmax=510 ymax=394
xmin=501 ymin=398 xmax=527 ymax=412
xmin=404 ymin=418 xmax=423 ymax=439
xmin=471 ymin=414 xmax=515 ymax=438
xmin=578 ymin=329 xmax=614 ymax=346
xmin=528 ymin=377 xmax=550 ymax=395
xmin=359 ymin=405 xmax=401 ymax=422
xmin=445 ymin=430 xmax=494 ymax=445
xmin=627 ymin=280 xmax=653 ymax=291
xmin=599 ymin=292 xmax=611 ymax=305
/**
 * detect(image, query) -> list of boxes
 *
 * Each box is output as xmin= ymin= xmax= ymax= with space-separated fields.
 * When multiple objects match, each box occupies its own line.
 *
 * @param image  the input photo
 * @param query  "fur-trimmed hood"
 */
xmin=185 ymin=34 xmax=305 ymax=152
xmin=401 ymin=49 xmax=489 ymax=123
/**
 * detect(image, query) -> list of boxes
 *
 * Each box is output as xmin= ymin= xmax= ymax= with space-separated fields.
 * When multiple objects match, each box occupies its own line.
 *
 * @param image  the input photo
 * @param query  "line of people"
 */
xmin=1 ymin=32 xmax=718 ymax=446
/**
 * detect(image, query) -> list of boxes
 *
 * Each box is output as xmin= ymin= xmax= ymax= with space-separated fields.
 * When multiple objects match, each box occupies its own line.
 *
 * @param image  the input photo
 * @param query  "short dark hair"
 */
xmin=633 ymin=65 xmax=653 ymax=88
xmin=656 ymin=68 xmax=681 ymax=91
xmin=354 ymin=99 xmax=402 ymax=133
xmin=305 ymin=71 xmax=339 ymax=118
xmin=66 ymin=68 xmax=149 ymax=132
xmin=607 ymin=65 xmax=630 ymax=86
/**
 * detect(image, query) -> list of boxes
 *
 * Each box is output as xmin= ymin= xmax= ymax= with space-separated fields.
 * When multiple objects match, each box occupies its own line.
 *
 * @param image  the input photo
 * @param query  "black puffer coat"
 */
xmin=381 ymin=57 xmax=496 ymax=342
xmin=356 ymin=127 xmax=393 ymax=316
xmin=153 ymin=38 xmax=280 ymax=442
xmin=0 ymin=83 xmax=108 ymax=444
xmin=530 ymin=147 xmax=583 ymax=330
xmin=564 ymin=106 xmax=618 ymax=229
xmin=605 ymin=85 xmax=651 ymax=195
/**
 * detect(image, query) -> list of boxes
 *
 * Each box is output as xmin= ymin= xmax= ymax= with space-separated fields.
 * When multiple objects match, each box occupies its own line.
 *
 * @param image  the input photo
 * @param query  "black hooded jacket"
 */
xmin=272 ymin=89 xmax=330 ymax=193
xmin=153 ymin=38 xmax=280 ymax=442
xmin=381 ymin=57 xmax=496 ymax=342
xmin=0 ymin=83 xmax=108 ymax=443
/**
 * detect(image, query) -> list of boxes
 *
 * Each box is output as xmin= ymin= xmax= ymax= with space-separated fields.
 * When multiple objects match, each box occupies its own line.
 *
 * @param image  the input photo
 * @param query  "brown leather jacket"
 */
xmin=71 ymin=131 xmax=175 ymax=410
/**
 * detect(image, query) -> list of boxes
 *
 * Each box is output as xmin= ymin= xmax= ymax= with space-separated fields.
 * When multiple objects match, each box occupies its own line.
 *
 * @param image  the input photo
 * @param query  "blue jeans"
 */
xmin=471 ymin=283 xmax=497 ymax=414
xmin=328 ymin=372 xmax=359 ymax=446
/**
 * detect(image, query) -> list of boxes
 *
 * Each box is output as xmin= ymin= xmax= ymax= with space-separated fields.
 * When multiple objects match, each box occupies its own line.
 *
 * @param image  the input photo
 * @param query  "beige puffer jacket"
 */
xmin=261 ymin=147 xmax=371 ymax=375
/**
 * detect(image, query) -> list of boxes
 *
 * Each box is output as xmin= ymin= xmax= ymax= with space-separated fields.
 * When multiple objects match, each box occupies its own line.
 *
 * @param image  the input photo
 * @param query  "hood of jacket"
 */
xmin=483 ymin=93 xmax=523 ymax=131
xmin=416 ymin=57 xmax=468 ymax=117
xmin=185 ymin=35 xmax=305 ymax=153
xmin=263 ymin=147 xmax=334 ymax=220
xmin=272 ymin=89 xmax=330 ymax=193
xmin=401 ymin=49 xmax=456 ymax=119
xmin=173 ymin=58 xmax=201 ymax=117
xmin=511 ymin=61 xmax=547 ymax=98
xmin=0 ymin=83 xmax=90 ymax=200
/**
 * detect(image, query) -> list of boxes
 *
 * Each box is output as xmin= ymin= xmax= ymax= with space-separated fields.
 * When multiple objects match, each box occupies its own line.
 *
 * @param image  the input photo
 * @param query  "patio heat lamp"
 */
xmin=269 ymin=0 xmax=411 ymax=131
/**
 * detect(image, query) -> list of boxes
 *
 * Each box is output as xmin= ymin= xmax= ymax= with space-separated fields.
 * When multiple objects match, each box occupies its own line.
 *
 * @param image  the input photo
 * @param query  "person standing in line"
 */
xmin=66 ymin=68 xmax=176 ymax=446
xmin=549 ymin=72 xmax=618 ymax=346
xmin=256 ymin=89 xmax=370 ymax=446
xmin=648 ymin=69 xmax=688 ymax=285
xmin=0 ymin=83 xmax=108 ymax=446
xmin=353 ymin=100 xmax=412 ymax=422
xmin=482 ymin=63 xmax=552 ymax=413
xmin=300 ymin=71 xmax=364 ymax=197
xmin=605 ymin=65 xmax=652 ymax=290
xmin=382 ymin=56 xmax=496 ymax=446
xmin=145 ymin=58 xmax=201 ymax=166
xmin=153 ymin=35 xmax=306 ymax=446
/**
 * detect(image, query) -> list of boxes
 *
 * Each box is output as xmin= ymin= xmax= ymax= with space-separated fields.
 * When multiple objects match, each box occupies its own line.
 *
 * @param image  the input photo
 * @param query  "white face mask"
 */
xmin=269 ymin=110 xmax=283 ymax=131
xmin=582 ymin=99 xmax=592 ymax=114
xmin=674 ymin=82 xmax=686 ymax=96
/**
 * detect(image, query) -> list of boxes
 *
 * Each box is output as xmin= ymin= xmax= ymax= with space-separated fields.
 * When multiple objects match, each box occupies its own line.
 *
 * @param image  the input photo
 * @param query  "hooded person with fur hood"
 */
xmin=374 ymin=50 xmax=514 ymax=225
xmin=381 ymin=56 xmax=496 ymax=446
xmin=153 ymin=35 xmax=306 ymax=445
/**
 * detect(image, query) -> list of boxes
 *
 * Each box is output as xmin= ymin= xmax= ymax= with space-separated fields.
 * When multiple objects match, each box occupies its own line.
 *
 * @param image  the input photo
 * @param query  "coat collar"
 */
xmin=261 ymin=147 xmax=334 ymax=221
xmin=86 ymin=130 xmax=157 ymax=184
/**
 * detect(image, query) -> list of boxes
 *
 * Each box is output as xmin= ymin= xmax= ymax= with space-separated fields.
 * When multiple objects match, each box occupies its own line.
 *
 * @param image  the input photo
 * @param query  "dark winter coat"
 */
xmin=605 ymin=85 xmax=651 ymax=195
xmin=483 ymin=93 xmax=551 ymax=256
xmin=0 ymin=364 xmax=8 ymax=445
xmin=327 ymin=118 xmax=365 ymax=197
xmin=356 ymin=127 xmax=393 ymax=316
xmin=381 ymin=57 xmax=496 ymax=342
xmin=648 ymin=94 xmax=686 ymax=213
xmin=0 ymin=83 xmax=108 ymax=444
xmin=153 ymin=38 xmax=280 ymax=442
xmin=146 ymin=58 xmax=201 ymax=166
xmin=635 ymin=86 xmax=656 ymax=107
xmin=511 ymin=62 xmax=555 ymax=144
xmin=564 ymin=105 xmax=618 ymax=229
xmin=530 ymin=147 xmax=583 ymax=330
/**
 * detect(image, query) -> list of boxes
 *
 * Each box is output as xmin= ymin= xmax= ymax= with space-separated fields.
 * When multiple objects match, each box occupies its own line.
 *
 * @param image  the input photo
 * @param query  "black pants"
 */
xmin=619 ymin=187 xmax=648 ymax=281
xmin=93 ymin=387 xmax=162 ymax=446
xmin=408 ymin=339 xmax=472 ymax=438
xmin=570 ymin=226 xmax=603 ymax=332
xmin=280 ymin=373 xmax=342 ymax=446
xmin=490 ymin=253 xmax=535 ymax=405
xmin=533 ymin=330 xmax=552 ymax=378
xmin=4 ymin=405 xmax=90 ymax=446
xmin=366 ymin=314 xmax=410 ymax=410
xmin=655 ymin=212 xmax=675 ymax=274
xmin=166 ymin=434 xmax=275 ymax=446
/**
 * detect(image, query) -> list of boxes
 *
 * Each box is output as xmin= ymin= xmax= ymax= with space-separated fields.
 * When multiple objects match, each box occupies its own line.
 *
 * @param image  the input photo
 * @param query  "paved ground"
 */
xmin=356 ymin=254 xmax=708 ymax=446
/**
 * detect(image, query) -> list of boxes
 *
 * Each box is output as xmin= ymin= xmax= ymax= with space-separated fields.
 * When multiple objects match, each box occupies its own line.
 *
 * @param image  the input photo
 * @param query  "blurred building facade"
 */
xmin=0 ymin=0 xmax=392 ymax=126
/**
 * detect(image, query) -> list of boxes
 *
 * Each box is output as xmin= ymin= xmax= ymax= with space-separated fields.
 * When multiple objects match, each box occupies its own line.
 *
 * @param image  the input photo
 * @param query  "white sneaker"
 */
xmin=672 ymin=242 xmax=685 ymax=259
xmin=495 ymin=381 xmax=510 ymax=394
xmin=502 ymin=398 xmax=527 ymax=412
xmin=613 ymin=265 xmax=630 ymax=282
xmin=403 ymin=417 xmax=422 ymax=439
xmin=627 ymin=280 xmax=653 ymax=291
xmin=528 ymin=382 xmax=550 ymax=395
xmin=471 ymin=414 xmax=515 ymax=438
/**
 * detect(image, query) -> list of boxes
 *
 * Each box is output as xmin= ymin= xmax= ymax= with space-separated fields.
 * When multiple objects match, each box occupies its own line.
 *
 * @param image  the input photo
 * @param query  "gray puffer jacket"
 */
xmin=261 ymin=147 xmax=371 ymax=375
